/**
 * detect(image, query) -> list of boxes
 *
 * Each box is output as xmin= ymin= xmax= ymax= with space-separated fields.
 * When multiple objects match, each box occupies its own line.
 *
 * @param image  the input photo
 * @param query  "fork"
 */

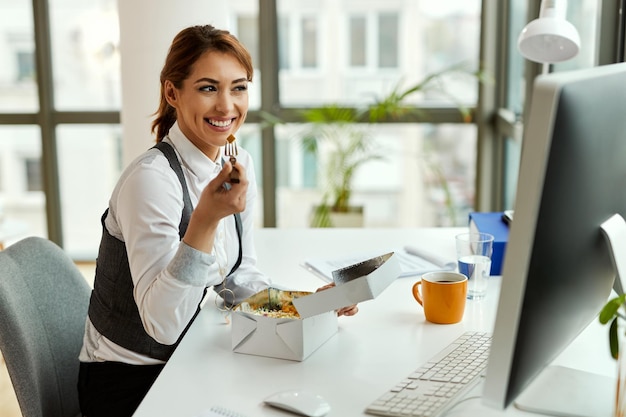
xmin=225 ymin=134 xmax=240 ymax=183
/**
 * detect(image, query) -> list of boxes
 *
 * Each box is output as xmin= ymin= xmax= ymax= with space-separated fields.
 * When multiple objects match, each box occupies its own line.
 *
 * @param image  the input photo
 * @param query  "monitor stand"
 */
xmin=513 ymin=366 xmax=614 ymax=417
xmin=513 ymin=213 xmax=626 ymax=417
xmin=601 ymin=213 xmax=626 ymax=295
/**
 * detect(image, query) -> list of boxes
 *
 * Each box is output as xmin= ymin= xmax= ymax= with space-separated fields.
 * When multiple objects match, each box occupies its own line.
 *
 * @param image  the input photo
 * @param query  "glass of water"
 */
xmin=455 ymin=232 xmax=494 ymax=300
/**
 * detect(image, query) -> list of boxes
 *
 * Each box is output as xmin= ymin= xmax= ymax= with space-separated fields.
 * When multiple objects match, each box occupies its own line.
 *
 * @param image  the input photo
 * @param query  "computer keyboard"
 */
xmin=365 ymin=331 xmax=491 ymax=417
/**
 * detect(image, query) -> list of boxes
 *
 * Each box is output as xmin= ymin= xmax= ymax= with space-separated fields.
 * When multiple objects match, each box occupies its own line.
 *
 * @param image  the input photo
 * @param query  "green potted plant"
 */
xmin=301 ymin=104 xmax=382 ymax=228
xmin=268 ymin=63 xmax=486 ymax=228
xmin=309 ymin=64 xmax=484 ymax=228
xmin=599 ymin=294 xmax=626 ymax=415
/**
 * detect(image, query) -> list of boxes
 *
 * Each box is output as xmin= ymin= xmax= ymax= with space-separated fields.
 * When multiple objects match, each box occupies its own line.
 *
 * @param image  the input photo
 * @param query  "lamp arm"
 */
xmin=539 ymin=0 xmax=567 ymax=19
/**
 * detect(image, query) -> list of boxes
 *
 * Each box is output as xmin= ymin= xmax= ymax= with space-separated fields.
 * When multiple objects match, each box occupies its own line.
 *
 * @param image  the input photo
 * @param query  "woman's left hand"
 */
xmin=316 ymin=283 xmax=359 ymax=317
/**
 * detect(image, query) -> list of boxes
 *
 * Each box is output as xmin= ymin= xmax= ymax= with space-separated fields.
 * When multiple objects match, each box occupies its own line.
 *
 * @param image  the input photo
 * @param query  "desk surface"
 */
xmin=133 ymin=228 xmax=616 ymax=417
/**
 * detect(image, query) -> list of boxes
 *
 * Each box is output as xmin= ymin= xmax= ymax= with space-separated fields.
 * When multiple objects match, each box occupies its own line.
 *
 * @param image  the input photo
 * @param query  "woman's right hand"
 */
xmin=183 ymin=160 xmax=248 ymax=253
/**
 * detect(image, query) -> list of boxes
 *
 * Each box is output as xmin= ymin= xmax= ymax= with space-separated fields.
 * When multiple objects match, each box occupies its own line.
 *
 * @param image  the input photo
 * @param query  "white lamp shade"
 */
xmin=518 ymin=13 xmax=580 ymax=64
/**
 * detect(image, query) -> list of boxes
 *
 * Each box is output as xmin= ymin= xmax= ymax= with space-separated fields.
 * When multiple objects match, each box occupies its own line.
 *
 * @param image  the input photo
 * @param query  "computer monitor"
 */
xmin=482 ymin=62 xmax=626 ymax=416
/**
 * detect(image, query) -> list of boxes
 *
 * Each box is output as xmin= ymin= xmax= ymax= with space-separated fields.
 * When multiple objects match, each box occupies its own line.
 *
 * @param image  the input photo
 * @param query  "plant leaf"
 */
xmin=610 ymin=317 xmax=620 ymax=360
xmin=310 ymin=204 xmax=332 ymax=228
xmin=258 ymin=110 xmax=285 ymax=128
xmin=599 ymin=294 xmax=626 ymax=324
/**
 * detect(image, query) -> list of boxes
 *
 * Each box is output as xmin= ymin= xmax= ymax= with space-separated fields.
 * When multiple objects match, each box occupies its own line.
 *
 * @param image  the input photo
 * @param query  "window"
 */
xmin=0 ymin=126 xmax=46 ymax=244
xmin=56 ymin=124 xmax=122 ymax=257
xmin=349 ymin=16 xmax=366 ymax=67
xmin=2 ymin=28 xmax=38 ymax=111
xmin=24 ymin=158 xmax=42 ymax=192
xmin=497 ymin=0 xmax=604 ymax=211
xmin=16 ymin=50 xmax=35 ymax=82
xmin=347 ymin=11 xmax=399 ymax=70
xmin=276 ymin=12 xmax=320 ymax=73
xmin=378 ymin=13 xmax=398 ymax=68
xmin=278 ymin=17 xmax=290 ymax=70
xmin=49 ymin=0 xmax=121 ymax=111
xmin=236 ymin=15 xmax=259 ymax=72
xmin=6 ymin=0 xmax=622 ymax=256
xmin=301 ymin=16 xmax=318 ymax=68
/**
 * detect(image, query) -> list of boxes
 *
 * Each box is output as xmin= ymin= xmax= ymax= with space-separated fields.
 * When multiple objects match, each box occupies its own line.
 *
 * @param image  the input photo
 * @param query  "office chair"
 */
xmin=0 ymin=236 xmax=90 ymax=417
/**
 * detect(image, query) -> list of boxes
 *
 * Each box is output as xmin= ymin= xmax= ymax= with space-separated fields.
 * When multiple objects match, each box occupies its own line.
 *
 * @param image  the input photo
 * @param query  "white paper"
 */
xmin=302 ymin=247 xmax=456 ymax=282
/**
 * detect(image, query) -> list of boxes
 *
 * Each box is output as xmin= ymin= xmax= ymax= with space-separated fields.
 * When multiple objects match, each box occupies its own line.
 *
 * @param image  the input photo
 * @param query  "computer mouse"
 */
xmin=264 ymin=390 xmax=331 ymax=417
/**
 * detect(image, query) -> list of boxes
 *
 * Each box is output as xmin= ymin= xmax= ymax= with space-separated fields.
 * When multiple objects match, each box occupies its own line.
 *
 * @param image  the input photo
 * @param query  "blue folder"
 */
xmin=468 ymin=212 xmax=509 ymax=275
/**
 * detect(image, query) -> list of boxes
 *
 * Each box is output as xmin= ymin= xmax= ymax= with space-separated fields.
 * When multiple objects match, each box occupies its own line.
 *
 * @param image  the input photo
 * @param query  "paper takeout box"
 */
xmin=231 ymin=251 xmax=400 ymax=361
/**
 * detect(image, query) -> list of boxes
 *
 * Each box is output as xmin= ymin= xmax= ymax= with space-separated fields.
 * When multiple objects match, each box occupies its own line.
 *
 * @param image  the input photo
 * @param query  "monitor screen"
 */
xmin=482 ymin=63 xmax=626 ymax=415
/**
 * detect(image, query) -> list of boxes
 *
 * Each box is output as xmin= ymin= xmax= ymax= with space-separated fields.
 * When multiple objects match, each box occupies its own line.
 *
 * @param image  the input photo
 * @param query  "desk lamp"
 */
xmin=518 ymin=0 xmax=580 ymax=64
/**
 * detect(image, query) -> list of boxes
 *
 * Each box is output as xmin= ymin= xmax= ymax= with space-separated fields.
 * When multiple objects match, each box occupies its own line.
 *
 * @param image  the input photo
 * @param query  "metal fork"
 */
xmin=225 ymin=134 xmax=240 ymax=183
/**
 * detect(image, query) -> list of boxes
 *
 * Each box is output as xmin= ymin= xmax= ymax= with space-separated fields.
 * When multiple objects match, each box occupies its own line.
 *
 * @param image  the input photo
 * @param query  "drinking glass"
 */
xmin=455 ymin=232 xmax=494 ymax=300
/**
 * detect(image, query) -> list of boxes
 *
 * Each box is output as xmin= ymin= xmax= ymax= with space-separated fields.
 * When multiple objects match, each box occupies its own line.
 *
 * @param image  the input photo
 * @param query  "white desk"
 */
xmin=133 ymin=228 xmax=616 ymax=417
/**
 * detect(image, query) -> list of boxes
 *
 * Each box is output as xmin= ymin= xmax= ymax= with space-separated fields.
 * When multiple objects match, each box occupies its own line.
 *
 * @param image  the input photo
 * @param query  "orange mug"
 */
xmin=412 ymin=271 xmax=468 ymax=324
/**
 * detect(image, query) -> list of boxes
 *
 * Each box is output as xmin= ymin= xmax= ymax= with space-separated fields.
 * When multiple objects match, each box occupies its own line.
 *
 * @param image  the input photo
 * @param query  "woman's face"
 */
xmin=164 ymin=50 xmax=249 ymax=160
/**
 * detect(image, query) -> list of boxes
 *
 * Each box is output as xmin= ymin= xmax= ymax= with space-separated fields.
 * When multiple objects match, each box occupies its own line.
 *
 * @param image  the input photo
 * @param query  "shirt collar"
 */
xmin=166 ymin=122 xmax=221 ymax=182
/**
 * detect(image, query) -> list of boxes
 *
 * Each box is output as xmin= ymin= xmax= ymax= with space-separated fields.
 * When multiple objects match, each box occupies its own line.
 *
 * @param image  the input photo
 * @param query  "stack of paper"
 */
xmin=302 ymin=246 xmax=456 ymax=282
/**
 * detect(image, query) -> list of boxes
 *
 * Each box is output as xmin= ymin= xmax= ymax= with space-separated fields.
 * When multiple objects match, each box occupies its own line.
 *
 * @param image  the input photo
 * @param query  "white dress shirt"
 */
xmin=79 ymin=122 xmax=271 ymax=365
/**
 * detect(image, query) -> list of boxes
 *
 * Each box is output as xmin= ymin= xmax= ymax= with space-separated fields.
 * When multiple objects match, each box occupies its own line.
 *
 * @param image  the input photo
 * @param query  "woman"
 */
xmin=77 ymin=25 xmax=356 ymax=417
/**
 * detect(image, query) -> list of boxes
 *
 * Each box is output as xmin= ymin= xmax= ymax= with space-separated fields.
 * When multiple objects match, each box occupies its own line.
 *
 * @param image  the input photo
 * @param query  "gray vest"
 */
xmin=87 ymin=141 xmax=242 ymax=361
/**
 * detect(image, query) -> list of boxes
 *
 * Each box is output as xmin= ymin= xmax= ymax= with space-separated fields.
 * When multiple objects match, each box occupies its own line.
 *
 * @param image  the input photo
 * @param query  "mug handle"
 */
xmin=412 ymin=281 xmax=424 ymax=306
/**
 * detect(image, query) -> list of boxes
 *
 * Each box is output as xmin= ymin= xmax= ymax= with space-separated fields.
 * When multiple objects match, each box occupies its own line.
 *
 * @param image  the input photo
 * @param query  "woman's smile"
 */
xmin=165 ymin=50 xmax=250 ymax=159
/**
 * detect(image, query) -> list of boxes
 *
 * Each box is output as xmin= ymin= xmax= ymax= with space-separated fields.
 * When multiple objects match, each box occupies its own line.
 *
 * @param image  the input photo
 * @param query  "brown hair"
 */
xmin=151 ymin=25 xmax=254 ymax=141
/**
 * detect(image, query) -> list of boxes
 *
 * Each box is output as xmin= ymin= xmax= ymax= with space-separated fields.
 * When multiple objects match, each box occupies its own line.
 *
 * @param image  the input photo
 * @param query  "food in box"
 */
xmin=231 ymin=252 xmax=401 ymax=361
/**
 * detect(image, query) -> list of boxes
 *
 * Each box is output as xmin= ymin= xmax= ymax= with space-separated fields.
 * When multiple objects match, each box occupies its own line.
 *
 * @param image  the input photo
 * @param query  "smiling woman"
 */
xmin=159 ymin=50 xmax=250 ymax=161
xmin=75 ymin=25 xmax=357 ymax=417
xmin=76 ymin=25 xmax=271 ymax=417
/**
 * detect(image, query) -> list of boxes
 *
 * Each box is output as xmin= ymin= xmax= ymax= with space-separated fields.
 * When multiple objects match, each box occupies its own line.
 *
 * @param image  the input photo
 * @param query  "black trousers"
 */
xmin=77 ymin=361 xmax=165 ymax=417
